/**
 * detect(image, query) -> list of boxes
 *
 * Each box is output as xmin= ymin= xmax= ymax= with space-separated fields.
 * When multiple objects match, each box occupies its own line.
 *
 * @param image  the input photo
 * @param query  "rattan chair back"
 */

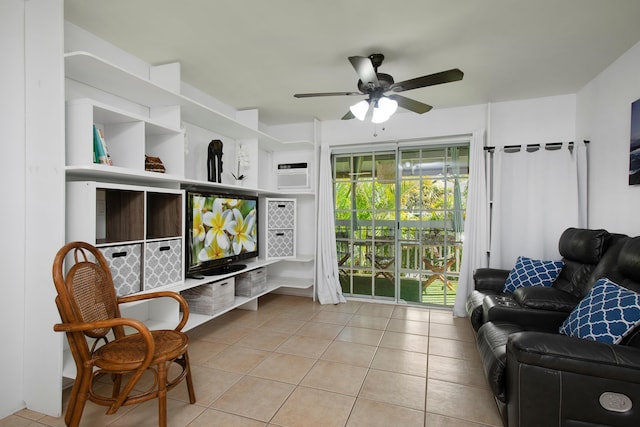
xmin=55 ymin=242 xmax=122 ymax=339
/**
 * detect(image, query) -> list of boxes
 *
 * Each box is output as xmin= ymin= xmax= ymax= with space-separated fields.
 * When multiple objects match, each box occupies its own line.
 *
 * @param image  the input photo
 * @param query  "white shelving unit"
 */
xmin=66 ymin=98 xmax=184 ymax=175
xmin=62 ymin=49 xmax=317 ymax=381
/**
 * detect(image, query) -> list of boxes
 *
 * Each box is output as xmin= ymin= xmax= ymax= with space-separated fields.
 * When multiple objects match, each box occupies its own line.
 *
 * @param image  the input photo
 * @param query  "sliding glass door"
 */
xmin=334 ymin=152 xmax=398 ymax=300
xmin=333 ymin=144 xmax=469 ymax=307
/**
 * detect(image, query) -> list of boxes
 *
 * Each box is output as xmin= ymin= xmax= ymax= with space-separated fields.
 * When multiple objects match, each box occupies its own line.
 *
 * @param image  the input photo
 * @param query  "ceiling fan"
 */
xmin=294 ymin=53 xmax=463 ymax=122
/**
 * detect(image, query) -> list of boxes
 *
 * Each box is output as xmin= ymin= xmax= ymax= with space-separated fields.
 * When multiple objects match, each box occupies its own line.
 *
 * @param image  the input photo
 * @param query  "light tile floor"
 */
xmin=2 ymin=294 xmax=502 ymax=427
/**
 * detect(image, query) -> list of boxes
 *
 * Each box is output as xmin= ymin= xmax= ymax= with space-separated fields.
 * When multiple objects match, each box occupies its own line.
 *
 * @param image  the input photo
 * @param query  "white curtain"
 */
xmin=315 ymin=144 xmax=347 ymax=304
xmin=489 ymin=142 xmax=588 ymax=269
xmin=453 ymin=130 xmax=489 ymax=317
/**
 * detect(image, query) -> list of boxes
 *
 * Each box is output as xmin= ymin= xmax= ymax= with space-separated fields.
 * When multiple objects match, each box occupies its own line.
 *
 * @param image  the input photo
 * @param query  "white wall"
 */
xmin=577 ymin=40 xmax=640 ymax=235
xmin=489 ymin=94 xmax=576 ymax=147
xmin=318 ymin=94 xmax=577 ymax=149
xmin=0 ymin=0 xmax=65 ymax=419
xmin=23 ymin=0 xmax=66 ymax=416
xmin=0 ymin=0 xmax=27 ymax=417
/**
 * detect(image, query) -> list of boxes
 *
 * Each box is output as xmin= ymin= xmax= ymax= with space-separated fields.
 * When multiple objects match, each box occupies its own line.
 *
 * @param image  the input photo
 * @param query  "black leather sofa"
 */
xmin=466 ymin=228 xmax=613 ymax=332
xmin=467 ymin=230 xmax=640 ymax=427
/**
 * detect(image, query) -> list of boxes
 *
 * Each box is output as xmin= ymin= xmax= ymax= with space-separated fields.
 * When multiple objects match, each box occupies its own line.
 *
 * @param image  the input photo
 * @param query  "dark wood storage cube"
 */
xmin=101 ymin=189 xmax=145 ymax=243
xmin=146 ymin=192 xmax=182 ymax=239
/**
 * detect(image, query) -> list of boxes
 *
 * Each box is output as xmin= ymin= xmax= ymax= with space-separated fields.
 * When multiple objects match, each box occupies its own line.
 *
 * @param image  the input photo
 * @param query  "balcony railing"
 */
xmin=336 ymin=222 xmax=461 ymax=305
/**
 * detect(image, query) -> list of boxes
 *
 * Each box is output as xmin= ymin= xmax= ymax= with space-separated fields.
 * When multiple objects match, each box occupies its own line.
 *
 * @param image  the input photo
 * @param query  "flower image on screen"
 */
xmin=191 ymin=195 xmax=257 ymax=263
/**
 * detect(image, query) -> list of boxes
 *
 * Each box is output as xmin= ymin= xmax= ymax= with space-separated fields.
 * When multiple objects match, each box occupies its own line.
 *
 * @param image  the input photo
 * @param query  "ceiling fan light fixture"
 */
xmin=371 ymin=96 xmax=398 ymax=123
xmin=349 ymin=99 xmax=369 ymax=121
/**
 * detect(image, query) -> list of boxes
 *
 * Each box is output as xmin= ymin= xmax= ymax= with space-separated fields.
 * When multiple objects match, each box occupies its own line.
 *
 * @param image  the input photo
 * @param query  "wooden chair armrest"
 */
xmin=117 ymin=291 xmax=190 ymax=331
xmin=54 ymin=317 xmax=151 ymax=339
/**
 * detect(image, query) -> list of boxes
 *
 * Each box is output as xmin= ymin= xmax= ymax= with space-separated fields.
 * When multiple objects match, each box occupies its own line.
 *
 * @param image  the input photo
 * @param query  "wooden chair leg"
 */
xmin=67 ymin=370 xmax=92 ymax=427
xmin=157 ymin=362 xmax=168 ymax=427
xmin=111 ymin=373 xmax=123 ymax=399
xmin=183 ymin=352 xmax=196 ymax=404
xmin=422 ymin=274 xmax=440 ymax=290
xmin=64 ymin=375 xmax=81 ymax=426
xmin=445 ymin=279 xmax=454 ymax=291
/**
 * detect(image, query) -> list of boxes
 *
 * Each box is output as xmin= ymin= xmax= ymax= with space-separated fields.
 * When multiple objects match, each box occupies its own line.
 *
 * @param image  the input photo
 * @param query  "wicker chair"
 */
xmin=52 ymin=241 xmax=196 ymax=427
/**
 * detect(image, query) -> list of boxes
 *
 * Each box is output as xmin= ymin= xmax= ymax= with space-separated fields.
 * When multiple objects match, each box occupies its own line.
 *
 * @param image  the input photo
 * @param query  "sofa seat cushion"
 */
xmin=560 ymin=277 xmax=640 ymax=344
xmin=476 ymin=321 xmax=527 ymax=402
xmin=503 ymin=256 xmax=564 ymax=293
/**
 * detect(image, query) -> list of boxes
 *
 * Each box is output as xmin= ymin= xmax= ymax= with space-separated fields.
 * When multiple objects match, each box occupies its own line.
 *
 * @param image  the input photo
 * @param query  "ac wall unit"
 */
xmin=276 ymin=162 xmax=309 ymax=189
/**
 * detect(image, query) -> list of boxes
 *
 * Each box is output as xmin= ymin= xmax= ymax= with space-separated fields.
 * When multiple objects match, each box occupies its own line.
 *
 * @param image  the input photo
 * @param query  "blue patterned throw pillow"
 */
xmin=502 ymin=256 xmax=564 ymax=294
xmin=559 ymin=278 xmax=640 ymax=344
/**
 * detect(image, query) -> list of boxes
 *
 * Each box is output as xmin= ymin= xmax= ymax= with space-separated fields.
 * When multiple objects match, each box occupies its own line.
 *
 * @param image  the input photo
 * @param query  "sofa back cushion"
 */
xmin=616 ymin=237 xmax=640 ymax=291
xmin=583 ymin=234 xmax=631 ymax=294
xmin=552 ymin=228 xmax=610 ymax=297
xmin=558 ymin=228 xmax=610 ymax=264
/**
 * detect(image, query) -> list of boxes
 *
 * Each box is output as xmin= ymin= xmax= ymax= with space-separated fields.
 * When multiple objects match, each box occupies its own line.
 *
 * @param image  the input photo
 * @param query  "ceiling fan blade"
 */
xmin=341 ymin=111 xmax=355 ymax=120
xmin=389 ymin=95 xmax=433 ymax=114
xmin=348 ymin=56 xmax=379 ymax=88
xmin=389 ymin=68 xmax=463 ymax=93
xmin=294 ymin=91 xmax=361 ymax=98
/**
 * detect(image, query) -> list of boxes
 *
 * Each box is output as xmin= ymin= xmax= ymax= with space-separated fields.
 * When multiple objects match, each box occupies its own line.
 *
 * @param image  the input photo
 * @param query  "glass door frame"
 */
xmin=333 ymin=138 xmax=470 ymax=307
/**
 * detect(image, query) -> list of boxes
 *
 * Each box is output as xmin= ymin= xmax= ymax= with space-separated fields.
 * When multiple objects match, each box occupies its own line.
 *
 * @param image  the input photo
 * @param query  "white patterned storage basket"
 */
xmin=99 ymin=244 xmax=142 ymax=296
xmin=267 ymin=229 xmax=294 ymax=258
xmin=267 ymin=201 xmax=295 ymax=228
xmin=144 ymin=239 xmax=182 ymax=290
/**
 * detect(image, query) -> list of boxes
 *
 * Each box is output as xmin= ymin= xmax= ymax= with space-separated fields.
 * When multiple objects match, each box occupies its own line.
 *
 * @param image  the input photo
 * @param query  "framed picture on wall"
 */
xmin=630 ymin=98 xmax=640 ymax=185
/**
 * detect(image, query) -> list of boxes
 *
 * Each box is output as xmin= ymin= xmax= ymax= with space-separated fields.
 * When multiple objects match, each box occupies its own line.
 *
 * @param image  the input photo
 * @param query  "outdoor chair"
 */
xmin=52 ymin=241 xmax=196 ymax=427
xmin=423 ymin=255 xmax=456 ymax=291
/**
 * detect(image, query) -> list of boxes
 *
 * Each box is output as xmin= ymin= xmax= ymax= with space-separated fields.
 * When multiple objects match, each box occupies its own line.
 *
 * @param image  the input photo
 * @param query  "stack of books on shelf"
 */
xmin=93 ymin=124 xmax=112 ymax=165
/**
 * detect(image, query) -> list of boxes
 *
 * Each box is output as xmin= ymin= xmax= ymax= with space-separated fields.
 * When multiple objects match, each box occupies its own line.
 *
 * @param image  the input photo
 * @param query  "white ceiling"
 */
xmin=64 ymin=0 xmax=640 ymax=126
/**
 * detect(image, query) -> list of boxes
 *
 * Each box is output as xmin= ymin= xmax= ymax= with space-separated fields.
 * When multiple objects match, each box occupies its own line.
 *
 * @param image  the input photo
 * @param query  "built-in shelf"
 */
xmin=65 ymin=165 xmax=315 ymax=199
xmin=65 ymin=51 xmax=295 ymax=151
xmin=181 ymin=277 xmax=312 ymax=331
xmin=66 ymin=164 xmax=185 ymax=185
xmin=167 ymin=258 xmax=279 ymax=293
xmin=282 ymin=254 xmax=315 ymax=263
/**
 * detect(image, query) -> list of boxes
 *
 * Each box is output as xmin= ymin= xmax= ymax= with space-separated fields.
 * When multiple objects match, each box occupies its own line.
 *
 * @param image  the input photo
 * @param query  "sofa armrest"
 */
xmin=474 ymin=268 xmax=510 ymax=292
xmin=512 ymin=286 xmax=579 ymax=312
xmin=508 ymin=331 xmax=640 ymax=382
xmin=505 ymin=331 xmax=640 ymax=427
xmin=482 ymin=296 xmax=568 ymax=332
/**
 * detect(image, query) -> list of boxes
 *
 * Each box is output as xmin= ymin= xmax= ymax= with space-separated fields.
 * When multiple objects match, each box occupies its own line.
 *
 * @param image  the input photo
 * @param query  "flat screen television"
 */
xmin=186 ymin=190 xmax=258 ymax=277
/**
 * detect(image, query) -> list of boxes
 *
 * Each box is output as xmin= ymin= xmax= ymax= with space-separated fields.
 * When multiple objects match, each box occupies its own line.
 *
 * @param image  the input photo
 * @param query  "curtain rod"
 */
xmin=483 ymin=140 xmax=590 ymax=152
xmin=329 ymin=133 xmax=473 ymax=150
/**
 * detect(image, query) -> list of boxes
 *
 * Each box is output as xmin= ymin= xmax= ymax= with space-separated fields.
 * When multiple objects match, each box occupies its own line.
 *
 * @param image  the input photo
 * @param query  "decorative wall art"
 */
xmin=630 ymin=98 xmax=640 ymax=185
